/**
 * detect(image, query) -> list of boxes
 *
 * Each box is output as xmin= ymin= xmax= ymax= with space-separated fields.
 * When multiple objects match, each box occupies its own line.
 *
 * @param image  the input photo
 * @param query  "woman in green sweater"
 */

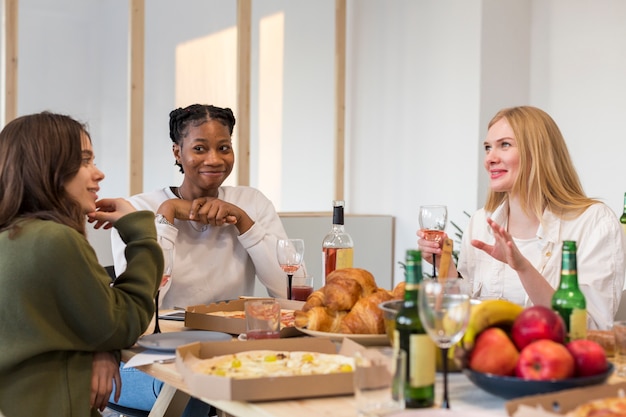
xmin=0 ymin=112 xmax=163 ymax=416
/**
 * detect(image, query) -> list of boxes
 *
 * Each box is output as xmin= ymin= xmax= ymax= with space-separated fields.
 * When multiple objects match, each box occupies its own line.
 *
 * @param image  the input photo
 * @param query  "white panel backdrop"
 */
xmin=5 ymin=0 xmax=626 ymax=284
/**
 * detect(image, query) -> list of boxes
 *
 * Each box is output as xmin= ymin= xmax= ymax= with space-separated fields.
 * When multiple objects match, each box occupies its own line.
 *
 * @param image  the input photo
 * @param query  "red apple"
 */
xmin=515 ymin=339 xmax=575 ymax=380
xmin=566 ymin=339 xmax=608 ymax=377
xmin=511 ymin=306 xmax=566 ymax=350
xmin=469 ymin=327 xmax=519 ymax=376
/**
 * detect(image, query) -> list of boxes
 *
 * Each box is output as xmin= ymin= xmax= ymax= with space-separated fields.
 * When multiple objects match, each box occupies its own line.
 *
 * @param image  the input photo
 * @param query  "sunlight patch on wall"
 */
xmin=258 ymin=12 xmax=284 ymax=209
xmin=175 ymin=27 xmax=238 ymax=186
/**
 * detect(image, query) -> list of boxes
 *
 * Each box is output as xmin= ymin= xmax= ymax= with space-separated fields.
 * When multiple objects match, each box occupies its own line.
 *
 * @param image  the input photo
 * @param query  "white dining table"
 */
xmin=123 ymin=316 xmax=512 ymax=417
xmin=124 ymin=315 xmax=622 ymax=417
xmin=204 ymin=372 xmax=508 ymax=417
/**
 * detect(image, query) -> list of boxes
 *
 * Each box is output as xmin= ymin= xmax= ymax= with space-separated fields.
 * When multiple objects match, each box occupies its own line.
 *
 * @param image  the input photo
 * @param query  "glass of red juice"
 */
xmin=243 ymin=299 xmax=281 ymax=339
xmin=291 ymin=276 xmax=314 ymax=301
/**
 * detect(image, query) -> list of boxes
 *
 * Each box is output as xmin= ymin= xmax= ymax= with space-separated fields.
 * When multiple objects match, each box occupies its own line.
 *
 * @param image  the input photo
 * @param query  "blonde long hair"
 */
xmin=484 ymin=106 xmax=596 ymax=220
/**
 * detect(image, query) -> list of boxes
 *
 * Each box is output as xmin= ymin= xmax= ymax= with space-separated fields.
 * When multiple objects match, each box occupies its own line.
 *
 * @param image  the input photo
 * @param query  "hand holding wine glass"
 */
xmin=276 ymin=239 xmax=305 ymax=300
xmin=418 ymin=278 xmax=470 ymax=409
xmin=418 ymin=205 xmax=448 ymax=278
xmin=153 ymin=236 xmax=174 ymax=334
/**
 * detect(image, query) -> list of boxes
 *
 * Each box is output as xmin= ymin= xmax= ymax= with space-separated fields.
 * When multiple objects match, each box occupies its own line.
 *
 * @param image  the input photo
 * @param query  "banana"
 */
xmin=461 ymin=299 xmax=524 ymax=351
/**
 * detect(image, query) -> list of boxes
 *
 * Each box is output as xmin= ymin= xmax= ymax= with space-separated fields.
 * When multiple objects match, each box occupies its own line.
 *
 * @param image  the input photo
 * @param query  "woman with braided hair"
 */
xmin=108 ymin=104 xmax=291 ymax=414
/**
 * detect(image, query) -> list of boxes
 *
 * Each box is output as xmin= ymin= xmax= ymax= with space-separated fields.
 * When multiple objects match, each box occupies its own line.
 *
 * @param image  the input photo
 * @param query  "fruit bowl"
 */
xmin=463 ymin=363 xmax=614 ymax=400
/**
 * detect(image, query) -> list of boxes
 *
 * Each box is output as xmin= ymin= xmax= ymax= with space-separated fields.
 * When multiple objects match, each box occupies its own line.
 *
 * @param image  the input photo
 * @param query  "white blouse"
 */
xmin=458 ymin=200 xmax=626 ymax=329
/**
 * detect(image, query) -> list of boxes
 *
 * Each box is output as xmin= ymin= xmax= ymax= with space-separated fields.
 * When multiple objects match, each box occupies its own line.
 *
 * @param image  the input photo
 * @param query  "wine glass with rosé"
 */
xmin=276 ymin=239 xmax=305 ymax=300
xmin=153 ymin=236 xmax=174 ymax=334
xmin=419 ymin=205 xmax=448 ymax=278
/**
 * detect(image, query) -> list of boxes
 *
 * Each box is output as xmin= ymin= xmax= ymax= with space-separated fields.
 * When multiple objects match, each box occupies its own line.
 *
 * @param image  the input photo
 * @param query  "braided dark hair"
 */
xmin=168 ymin=104 xmax=236 ymax=173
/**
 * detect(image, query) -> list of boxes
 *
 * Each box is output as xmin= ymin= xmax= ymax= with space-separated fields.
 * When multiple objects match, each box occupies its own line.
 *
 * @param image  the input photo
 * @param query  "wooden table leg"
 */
xmin=148 ymin=383 xmax=190 ymax=417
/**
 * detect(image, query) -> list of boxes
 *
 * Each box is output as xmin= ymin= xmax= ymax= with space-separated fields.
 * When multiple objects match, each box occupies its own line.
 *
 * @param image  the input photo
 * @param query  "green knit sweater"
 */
xmin=0 ymin=211 xmax=162 ymax=417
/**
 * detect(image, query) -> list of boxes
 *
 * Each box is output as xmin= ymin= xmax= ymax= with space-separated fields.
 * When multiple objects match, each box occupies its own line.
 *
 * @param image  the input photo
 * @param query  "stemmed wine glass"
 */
xmin=418 ymin=278 xmax=471 ymax=409
xmin=153 ymin=236 xmax=174 ymax=334
xmin=276 ymin=239 xmax=305 ymax=300
xmin=418 ymin=205 xmax=448 ymax=278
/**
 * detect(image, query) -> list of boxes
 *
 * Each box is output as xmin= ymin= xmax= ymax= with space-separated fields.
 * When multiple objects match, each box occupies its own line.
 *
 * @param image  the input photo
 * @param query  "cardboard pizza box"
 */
xmin=176 ymin=337 xmax=364 ymax=401
xmin=184 ymin=298 xmax=305 ymax=338
xmin=506 ymin=380 xmax=626 ymax=416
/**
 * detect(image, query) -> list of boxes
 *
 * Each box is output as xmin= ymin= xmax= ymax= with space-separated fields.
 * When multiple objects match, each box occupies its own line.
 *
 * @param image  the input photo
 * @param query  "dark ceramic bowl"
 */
xmin=463 ymin=363 xmax=614 ymax=400
xmin=378 ymin=299 xmax=403 ymax=343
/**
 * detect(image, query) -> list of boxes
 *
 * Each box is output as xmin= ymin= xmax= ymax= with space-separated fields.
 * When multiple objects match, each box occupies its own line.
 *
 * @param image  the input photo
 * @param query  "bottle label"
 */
xmin=335 ymin=248 xmax=354 ymax=269
xmin=569 ymin=308 xmax=587 ymax=340
xmin=622 ymin=223 xmax=626 ymax=236
xmin=408 ymin=334 xmax=436 ymax=387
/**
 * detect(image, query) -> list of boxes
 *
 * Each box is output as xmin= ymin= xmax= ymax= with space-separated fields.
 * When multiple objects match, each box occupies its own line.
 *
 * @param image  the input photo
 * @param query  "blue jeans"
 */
xmin=110 ymin=364 xmax=213 ymax=416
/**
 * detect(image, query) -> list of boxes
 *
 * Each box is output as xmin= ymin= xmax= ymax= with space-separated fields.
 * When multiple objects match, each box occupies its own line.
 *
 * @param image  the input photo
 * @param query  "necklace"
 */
xmin=176 ymin=186 xmax=208 ymax=232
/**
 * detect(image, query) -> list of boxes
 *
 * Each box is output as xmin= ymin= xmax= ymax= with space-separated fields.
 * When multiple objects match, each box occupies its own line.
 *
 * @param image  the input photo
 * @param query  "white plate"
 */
xmin=295 ymin=327 xmax=390 ymax=346
xmin=158 ymin=311 xmax=185 ymax=321
xmin=137 ymin=330 xmax=231 ymax=352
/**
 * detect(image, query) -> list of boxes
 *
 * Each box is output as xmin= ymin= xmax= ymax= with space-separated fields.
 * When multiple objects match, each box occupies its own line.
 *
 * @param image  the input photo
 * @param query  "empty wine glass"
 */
xmin=153 ymin=236 xmax=174 ymax=334
xmin=276 ymin=239 xmax=305 ymax=300
xmin=418 ymin=205 xmax=448 ymax=278
xmin=418 ymin=278 xmax=470 ymax=409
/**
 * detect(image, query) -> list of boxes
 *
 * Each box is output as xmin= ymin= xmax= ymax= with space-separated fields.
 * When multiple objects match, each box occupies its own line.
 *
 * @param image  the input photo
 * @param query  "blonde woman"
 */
xmin=418 ymin=106 xmax=625 ymax=329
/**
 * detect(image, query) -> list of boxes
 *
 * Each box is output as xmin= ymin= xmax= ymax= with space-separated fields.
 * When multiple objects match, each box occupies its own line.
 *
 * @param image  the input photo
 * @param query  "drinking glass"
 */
xmin=418 ymin=205 xmax=448 ymax=278
xmin=291 ymin=276 xmax=314 ymax=301
xmin=418 ymin=278 xmax=470 ymax=408
xmin=153 ymin=236 xmax=174 ymax=334
xmin=242 ymin=299 xmax=281 ymax=340
xmin=276 ymin=239 xmax=305 ymax=300
xmin=354 ymin=347 xmax=406 ymax=416
xmin=613 ymin=321 xmax=626 ymax=377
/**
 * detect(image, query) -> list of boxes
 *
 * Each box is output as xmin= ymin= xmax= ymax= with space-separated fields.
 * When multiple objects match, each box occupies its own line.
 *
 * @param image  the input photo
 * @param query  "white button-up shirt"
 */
xmin=458 ymin=200 xmax=626 ymax=329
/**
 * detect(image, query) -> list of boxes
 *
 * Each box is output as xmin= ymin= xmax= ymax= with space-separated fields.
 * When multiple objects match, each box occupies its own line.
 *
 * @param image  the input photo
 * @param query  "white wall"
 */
xmin=528 ymin=0 xmax=626 ymax=211
xmin=347 ymin=1 xmax=483 ymax=280
xmin=4 ymin=0 xmax=626 ymax=284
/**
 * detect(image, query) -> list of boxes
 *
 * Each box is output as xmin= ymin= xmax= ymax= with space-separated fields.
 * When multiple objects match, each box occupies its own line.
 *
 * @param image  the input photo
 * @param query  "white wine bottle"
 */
xmin=322 ymin=200 xmax=354 ymax=283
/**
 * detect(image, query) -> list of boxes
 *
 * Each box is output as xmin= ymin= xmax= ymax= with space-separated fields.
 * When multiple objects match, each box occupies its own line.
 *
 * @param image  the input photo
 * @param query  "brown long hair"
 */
xmin=0 ymin=112 xmax=89 ymax=236
xmin=484 ymin=106 xmax=596 ymax=220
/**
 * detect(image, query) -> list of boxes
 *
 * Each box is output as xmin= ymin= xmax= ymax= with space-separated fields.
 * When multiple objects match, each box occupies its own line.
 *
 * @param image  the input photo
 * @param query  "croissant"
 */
xmin=296 ymin=306 xmax=346 ymax=333
xmin=295 ymin=268 xmax=396 ymax=335
xmin=391 ymin=281 xmax=405 ymax=300
xmin=302 ymin=289 xmax=325 ymax=312
xmin=323 ymin=278 xmax=362 ymax=311
xmin=339 ymin=289 xmax=393 ymax=334
xmin=326 ymin=268 xmax=377 ymax=297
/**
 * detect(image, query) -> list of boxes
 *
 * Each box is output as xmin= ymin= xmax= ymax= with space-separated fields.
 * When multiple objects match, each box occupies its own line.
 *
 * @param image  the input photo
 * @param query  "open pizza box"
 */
xmin=176 ymin=337 xmax=364 ymax=401
xmin=506 ymin=381 xmax=626 ymax=417
xmin=184 ymin=298 xmax=305 ymax=338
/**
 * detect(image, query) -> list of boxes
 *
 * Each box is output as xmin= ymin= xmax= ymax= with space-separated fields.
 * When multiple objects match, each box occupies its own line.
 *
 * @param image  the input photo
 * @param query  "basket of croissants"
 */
xmin=294 ymin=268 xmax=405 ymax=334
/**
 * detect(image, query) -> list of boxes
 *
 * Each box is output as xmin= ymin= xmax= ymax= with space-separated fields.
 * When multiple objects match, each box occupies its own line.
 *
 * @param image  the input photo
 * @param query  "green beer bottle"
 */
xmin=394 ymin=250 xmax=435 ymax=408
xmin=551 ymin=241 xmax=587 ymax=341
